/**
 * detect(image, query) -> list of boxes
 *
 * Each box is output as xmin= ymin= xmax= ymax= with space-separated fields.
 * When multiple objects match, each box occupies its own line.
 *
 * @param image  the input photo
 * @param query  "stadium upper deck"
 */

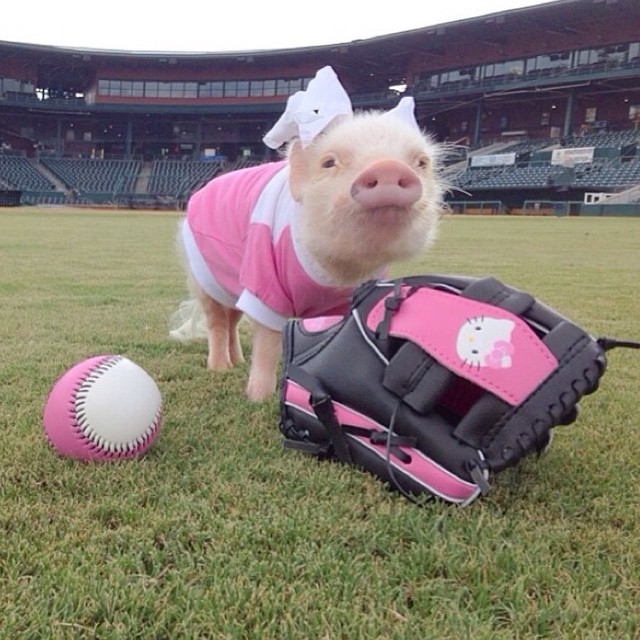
xmin=1 ymin=0 xmax=640 ymax=161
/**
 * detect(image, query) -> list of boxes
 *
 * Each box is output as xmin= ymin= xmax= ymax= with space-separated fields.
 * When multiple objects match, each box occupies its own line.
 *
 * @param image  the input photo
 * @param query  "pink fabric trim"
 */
xmin=300 ymin=316 xmax=344 ymax=333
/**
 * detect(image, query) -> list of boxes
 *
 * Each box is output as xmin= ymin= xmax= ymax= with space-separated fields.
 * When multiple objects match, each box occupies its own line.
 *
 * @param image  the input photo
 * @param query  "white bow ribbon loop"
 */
xmin=263 ymin=66 xmax=421 ymax=149
xmin=263 ymin=66 xmax=353 ymax=149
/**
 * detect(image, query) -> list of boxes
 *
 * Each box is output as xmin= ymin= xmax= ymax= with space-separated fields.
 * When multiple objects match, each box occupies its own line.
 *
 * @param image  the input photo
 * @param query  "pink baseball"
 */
xmin=43 ymin=355 xmax=162 ymax=460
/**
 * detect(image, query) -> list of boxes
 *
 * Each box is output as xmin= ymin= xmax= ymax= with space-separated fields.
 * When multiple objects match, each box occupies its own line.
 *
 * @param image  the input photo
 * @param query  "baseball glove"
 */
xmin=278 ymin=274 xmax=638 ymax=505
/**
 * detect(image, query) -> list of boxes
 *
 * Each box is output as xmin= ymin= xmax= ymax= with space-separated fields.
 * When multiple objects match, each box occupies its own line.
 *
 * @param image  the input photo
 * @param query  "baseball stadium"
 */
xmin=2 ymin=1 xmax=640 ymax=638
xmin=2 ymin=0 xmax=640 ymax=215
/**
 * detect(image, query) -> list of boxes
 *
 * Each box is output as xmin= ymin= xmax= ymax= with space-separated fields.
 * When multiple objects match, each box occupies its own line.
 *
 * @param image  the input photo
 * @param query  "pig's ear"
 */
xmin=287 ymin=140 xmax=306 ymax=202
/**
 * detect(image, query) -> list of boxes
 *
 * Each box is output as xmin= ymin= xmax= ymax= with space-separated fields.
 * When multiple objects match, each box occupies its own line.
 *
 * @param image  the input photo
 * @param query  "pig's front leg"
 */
xmin=199 ymin=295 xmax=244 ymax=370
xmin=246 ymin=321 xmax=282 ymax=402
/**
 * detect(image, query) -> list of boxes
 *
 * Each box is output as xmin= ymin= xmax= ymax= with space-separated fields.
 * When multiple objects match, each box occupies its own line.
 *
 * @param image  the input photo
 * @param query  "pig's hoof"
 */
xmin=229 ymin=350 xmax=245 ymax=366
xmin=207 ymin=355 xmax=233 ymax=371
xmin=246 ymin=377 xmax=276 ymax=402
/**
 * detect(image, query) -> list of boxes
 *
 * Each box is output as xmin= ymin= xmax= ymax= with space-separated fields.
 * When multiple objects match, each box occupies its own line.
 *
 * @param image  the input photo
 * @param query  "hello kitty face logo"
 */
xmin=456 ymin=316 xmax=516 ymax=369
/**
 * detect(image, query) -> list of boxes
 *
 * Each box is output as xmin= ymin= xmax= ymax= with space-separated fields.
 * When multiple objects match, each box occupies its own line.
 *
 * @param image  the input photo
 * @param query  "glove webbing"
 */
xmin=373 ymin=276 xmax=567 ymax=464
xmin=376 ymin=277 xmax=532 ymax=449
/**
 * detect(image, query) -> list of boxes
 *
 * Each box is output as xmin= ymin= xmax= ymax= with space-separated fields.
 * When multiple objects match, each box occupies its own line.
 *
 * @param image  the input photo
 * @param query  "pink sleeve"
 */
xmin=186 ymin=161 xmax=288 ymax=300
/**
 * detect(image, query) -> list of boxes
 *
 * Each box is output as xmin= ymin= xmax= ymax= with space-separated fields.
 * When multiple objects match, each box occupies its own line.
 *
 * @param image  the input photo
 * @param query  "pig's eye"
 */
xmin=417 ymin=156 xmax=430 ymax=170
xmin=320 ymin=156 xmax=337 ymax=169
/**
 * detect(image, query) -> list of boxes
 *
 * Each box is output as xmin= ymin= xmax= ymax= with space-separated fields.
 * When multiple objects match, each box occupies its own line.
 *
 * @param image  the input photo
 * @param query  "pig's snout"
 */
xmin=350 ymin=160 xmax=422 ymax=209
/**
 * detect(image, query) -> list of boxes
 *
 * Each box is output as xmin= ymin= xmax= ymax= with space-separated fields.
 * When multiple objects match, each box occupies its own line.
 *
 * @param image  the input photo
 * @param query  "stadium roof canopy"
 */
xmin=2 ymin=0 xmax=640 ymax=90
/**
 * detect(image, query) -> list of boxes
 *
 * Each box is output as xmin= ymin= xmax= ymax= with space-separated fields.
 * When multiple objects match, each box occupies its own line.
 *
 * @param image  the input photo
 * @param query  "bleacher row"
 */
xmin=454 ymin=160 xmax=640 ymax=190
xmin=452 ymin=128 xmax=640 ymax=194
xmin=0 ymin=154 xmax=55 ymax=192
xmin=146 ymin=160 xmax=225 ymax=197
xmin=42 ymin=158 xmax=140 ymax=194
xmin=1 ymin=129 xmax=640 ymax=206
xmin=455 ymin=165 xmax=566 ymax=190
xmin=0 ymin=156 xmax=233 ymax=206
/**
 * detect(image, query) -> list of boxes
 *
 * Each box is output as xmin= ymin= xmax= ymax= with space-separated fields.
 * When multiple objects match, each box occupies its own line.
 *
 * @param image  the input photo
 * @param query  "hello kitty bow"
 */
xmin=263 ymin=65 xmax=421 ymax=149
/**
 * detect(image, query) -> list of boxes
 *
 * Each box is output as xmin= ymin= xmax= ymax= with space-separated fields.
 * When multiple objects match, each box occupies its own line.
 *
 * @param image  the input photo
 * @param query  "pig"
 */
xmin=170 ymin=67 xmax=447 ymax=401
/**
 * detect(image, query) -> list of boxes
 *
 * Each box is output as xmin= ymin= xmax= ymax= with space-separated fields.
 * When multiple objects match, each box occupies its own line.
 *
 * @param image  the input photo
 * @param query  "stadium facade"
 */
xmin=1 ymin=0 xmax=640 ymax=214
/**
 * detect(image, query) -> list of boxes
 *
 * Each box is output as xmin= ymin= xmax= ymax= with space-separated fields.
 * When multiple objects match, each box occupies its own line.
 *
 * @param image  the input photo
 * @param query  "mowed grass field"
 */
xmin=0 ymin=207 xmax=639 ymax=639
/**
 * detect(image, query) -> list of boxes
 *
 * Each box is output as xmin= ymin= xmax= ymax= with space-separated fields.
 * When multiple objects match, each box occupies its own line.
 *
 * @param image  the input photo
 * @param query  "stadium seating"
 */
xmin=454 ymin=164 xmax=564 ymax=190
xmin=41 ymin=158 xmax=141 ymax=195
xmin=450 ymin=131 xmax=640 ymax=194
xmin=0 ymin=155 xmax=55 ymax=191
xmin=499 ymin=139 xmax=555 ymax=155
xmin=1 ymin=130 xmax=639 ymax=208
xmin=147 ymin=159 xmax=226 ymax=197
xmin=454 ymin=160 xmax=640 ymax=192
xmin=572 ymin=158 xmax=640 ymax=188
xmin=563 ymin=130 xmax=640 ymax=149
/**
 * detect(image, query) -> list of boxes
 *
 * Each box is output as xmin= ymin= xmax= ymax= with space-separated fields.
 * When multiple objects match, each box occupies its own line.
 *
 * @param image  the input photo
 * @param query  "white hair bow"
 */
xmin=263 ymin=66 xmax=421 ymax=149
xmin=263 ymin=66 xmax=352 ymax=149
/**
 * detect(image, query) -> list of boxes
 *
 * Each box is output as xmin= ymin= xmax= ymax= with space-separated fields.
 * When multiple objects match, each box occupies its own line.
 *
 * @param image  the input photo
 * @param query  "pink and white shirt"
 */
xmin=182 ymin=161 xmax=356 ymax=331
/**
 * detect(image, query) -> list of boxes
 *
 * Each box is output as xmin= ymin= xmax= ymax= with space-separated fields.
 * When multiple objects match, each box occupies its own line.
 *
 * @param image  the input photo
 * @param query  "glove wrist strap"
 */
xmin=284 ymin=365 xmax=354 ymax=464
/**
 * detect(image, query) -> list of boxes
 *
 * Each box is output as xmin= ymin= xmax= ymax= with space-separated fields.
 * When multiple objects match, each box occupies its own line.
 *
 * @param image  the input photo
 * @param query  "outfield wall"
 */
xmin=579 ymin=203 xmax=640 ymax=216
xmin=0 ymin=189 xmax=20 ymax=206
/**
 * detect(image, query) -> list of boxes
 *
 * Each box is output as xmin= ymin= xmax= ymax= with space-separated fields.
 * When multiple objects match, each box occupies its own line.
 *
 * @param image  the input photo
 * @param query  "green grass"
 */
xmin=0 ymin=207 xmax=639 ymax=639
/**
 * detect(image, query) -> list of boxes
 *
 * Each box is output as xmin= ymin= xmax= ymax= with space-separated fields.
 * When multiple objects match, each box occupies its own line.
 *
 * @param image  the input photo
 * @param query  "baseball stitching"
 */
xmin=71 ymin=355 xmax=162 ymax=458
